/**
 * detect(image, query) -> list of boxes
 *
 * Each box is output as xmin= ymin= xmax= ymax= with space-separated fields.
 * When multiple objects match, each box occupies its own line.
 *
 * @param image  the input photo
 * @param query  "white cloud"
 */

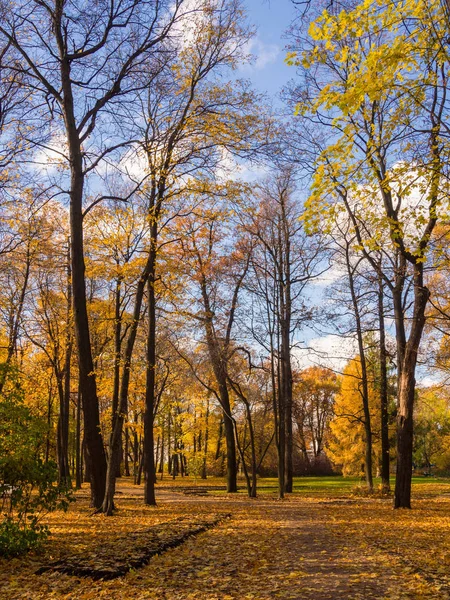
xmin=239 ymin=37 xmax=280 ymax=72
xmin=168 ymin=0 xmax=206 ymax=50
xmin=418 ymin=375 xmax=442 ymax=388
xmin=310 ymin=262 xmax=346 ymax=286
xmin=292 ymin=334 xmax=358 ymax=373
xmin=33 ymin=132 xmax=69 ymax=177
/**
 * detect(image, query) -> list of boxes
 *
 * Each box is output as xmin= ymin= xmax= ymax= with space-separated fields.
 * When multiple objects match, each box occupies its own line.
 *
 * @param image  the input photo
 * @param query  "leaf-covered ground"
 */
xmin=1 ymin=478 xmax=450 ymax=599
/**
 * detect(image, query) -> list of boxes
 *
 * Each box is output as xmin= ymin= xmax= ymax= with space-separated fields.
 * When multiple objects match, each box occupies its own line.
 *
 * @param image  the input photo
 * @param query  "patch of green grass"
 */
xmin=208 ymin=474 xmax=450 ymax=497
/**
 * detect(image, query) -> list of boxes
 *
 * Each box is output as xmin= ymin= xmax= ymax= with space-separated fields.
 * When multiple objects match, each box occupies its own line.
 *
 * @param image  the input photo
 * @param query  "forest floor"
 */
xmin=1 ymin=477 xmax=450 ymax=600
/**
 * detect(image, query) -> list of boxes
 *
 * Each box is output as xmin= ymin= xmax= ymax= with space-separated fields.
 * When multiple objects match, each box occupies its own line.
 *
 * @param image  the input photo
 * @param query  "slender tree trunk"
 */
xmin=202 ymin=306 xmax=237 ymax=492
xmin=279 ymin=199 xmax=293 ymax=494
xmin=112 ymin=273 xmax=123 ymax=478
xmin=346 ymin=248 xmax=373 ymax=492
xmin=246 ymin=403 xmax=257 ymax=497
xmin=102 ymin=253 xmax=153 ymax=512
xmin=124 ymin=428 xmax=130 ymax=477
xmin=137 ymin=443 xmax=144 ymax=486
xmin=201 ymin=397 xmax=210 ymax=479
xmin=75 ymin=384 xmax=82 ymax=489
xmin=221 ymin=385 xmax=238 ymax=493
xmin=159 ymin=420 xmax=164 ymax=474
xmin=133 ymin=431 xmax=139 ymax=483
xmin=59 ymin=47 xmax=106 ymax=506
xmin=281 ymin=328 xmax=293 ymax=493
xmin=58 ymin=241 xmax=73 ymax=486
xmin=394 ymin=269 xmax=429 ymax=508
xmin=278 ymin=372 xmax=286 ymax=499
xmin=56 ymin=376 xmax=70 ymax=484
xmin=46 ymin=380 xmax=53 ymax=463
xmin=378 ymin=267 xmax=390 ymax=492
xmin=215 ymin=419 xmax=223 ymax=461
xmin=0 ymin=245 xmax=31 ymax=394
xmin=144 ymin=256 xmax=157 ymax=506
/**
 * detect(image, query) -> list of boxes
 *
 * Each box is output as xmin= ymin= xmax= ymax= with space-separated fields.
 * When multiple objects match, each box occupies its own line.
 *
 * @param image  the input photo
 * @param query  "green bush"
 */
xmin=0 ymin=373 xmax=73 ymax=557
xmin=0 ymin=517 xmax=48 ymax=558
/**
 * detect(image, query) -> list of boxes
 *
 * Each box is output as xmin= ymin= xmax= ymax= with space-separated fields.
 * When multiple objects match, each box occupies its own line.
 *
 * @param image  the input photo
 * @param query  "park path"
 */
xmin=89 ymin=483 xmax=442 ymax=600
xmin=2 ymin=483 xmax=446 ymax=600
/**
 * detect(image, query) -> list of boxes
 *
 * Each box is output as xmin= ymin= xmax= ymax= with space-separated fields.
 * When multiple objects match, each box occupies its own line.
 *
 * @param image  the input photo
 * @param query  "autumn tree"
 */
xmin=293 ymin=366 xmax=338 ymax=467
xmin=243 ymin=169 xmax=324 ymax=497
xmin=172 ymin=192 xmax=253 ymax=493
xmin=25 ymin=203 xmax=73 ymax=485
xmin=413 ymin=386 xmax=450 ymax=473
xmin=97 ymin=0 xmax=267 ymax=511
xmin=288 ymin=0 xmax=450 ymax=507
xmin=0 ymin=0 xmax=194 ymax=508
xmin=329 ymin=356 xmax=381 ymax=478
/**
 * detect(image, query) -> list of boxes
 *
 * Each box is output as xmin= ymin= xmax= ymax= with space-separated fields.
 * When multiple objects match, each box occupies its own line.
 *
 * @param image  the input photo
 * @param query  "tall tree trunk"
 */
xmin=201 ymin=397 xmax=210 ymax=479
xmin=144 ymin=254 xmax=157 ymax=505
xmin=280 ymin=198 xmax=293 ymax=494
xmin=124 ymin=428 xmax=130 ymax=477
xmin=45 ymin=380 xmax=53 ymax=463
xmin=378 ymin=267 xmax=390 ymax=492
xmin=75 ymin=384 xmax=82 ymax=489
xmin=201 ymin=289 xmax=237 ymax=493
xmin=394 ymin=268 xmax=429 ymax=508
xmin=245 ymin=402 xmax=257 ymax=497
xmin=281 ymin=326 xmax=293 ymax=493
xmin=158 ymin=420 xmax=164 ymax=474
xmin=58 ymin=241 xmax=72 ymax=486
xmin=221 ymin=385 xmax=238 ymax=493
xmin=101 ymin=250 xmax=153 ymax=512
xmin=346 ymin=248 xmax=373 ymax=492
xmin=112 ymin=273 xmax=123 ymax=478
xmin=59 ymin=47 xmax=106 ymax=507
xmin=278 ymin=383 xmax=286 ymax=500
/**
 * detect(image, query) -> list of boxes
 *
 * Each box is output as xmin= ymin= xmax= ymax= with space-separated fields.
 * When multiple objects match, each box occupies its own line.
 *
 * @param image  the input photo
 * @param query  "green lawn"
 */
xmin=196 ymin=474 xmax=450 ymax=497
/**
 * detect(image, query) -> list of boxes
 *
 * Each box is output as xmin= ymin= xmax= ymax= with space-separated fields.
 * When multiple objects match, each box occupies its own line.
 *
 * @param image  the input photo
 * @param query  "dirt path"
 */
xmin=1 ymin=484 xmax=446 ymax=600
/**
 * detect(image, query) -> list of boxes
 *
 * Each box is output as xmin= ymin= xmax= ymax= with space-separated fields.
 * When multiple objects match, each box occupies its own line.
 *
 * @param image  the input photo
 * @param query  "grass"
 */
xmin=153 ymin=473 xmax=450 ymax=497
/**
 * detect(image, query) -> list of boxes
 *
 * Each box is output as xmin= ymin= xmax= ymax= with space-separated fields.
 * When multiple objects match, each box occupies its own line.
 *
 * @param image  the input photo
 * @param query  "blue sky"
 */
xmin=238 ymin=0 xmax=298 ymax=98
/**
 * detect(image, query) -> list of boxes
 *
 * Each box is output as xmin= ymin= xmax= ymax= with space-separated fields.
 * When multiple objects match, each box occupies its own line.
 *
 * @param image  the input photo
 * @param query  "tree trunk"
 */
xmin=144 ymin=263 xmax=157 ymax=506
xmin=279 ymin=200 xmax=293 ymax=494
xmin=221 ymin=386 xmax=238 ymax=493
xmin=75 ymin=384 xmax=82 ymax=489
xmin=394 ymin=270 xmax=429 ymax=508
xmin=346 ymin=247 xmax=373 ymax=491
xmin=59 ymin=48 xmax=106 ymax=507
xmin=58 ymin=241 xmax=73 ymax=487
xmin=112 ymin=273 xmax=123 ymax=479
xmin=378 ymin=267 xmax=390 ymax=492
xmin=0 ymin=244 xmax=31 ymax=394
xmin=201 ymin=300 xmax=237 ymax=492
xmin=56 ymin=375 xmax=70 ymax=485
xmin=102 ymin=250 xmax=154 ymax=512
xmin=124 ymin=428 xmax=130 ymax=477
xmin=201 ymin=397 xmax=210 ymax=479
xmin=45 ymin=381 xmax=53 ymax=463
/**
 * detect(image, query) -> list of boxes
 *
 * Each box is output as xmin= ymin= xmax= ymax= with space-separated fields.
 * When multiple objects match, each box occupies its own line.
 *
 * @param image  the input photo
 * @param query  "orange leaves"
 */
xmin=3 ymin=479 xmax=450 ymax=599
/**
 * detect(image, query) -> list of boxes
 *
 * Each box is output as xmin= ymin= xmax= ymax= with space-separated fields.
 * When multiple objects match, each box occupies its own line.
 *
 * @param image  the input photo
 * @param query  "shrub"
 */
xmin=0 ymin=376 xmax=73 ymax=557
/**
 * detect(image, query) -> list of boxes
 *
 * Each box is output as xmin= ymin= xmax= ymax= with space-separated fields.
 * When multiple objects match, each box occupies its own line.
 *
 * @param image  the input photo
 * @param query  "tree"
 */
xmin=293 ymin=366 xmax=338 ymax=464
xmin=289 ymin=0 xmax=450 ymax=507
xmin=0 ymin=370 xmax=72 ymax=557
xmin=0 ymin=0 xmax=192 ymax=509
xmin=173 ymin=194 xmax=252 ymax=493
xmin=413 ymin=387 xmax=450 ymax=474
xmin=243 ymin=169 xmax=324 ymax=496
xmin=328 ymin=357 xmax=381 ymax=478
xmin=97 ymin=0 xmax=265 ymax=511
